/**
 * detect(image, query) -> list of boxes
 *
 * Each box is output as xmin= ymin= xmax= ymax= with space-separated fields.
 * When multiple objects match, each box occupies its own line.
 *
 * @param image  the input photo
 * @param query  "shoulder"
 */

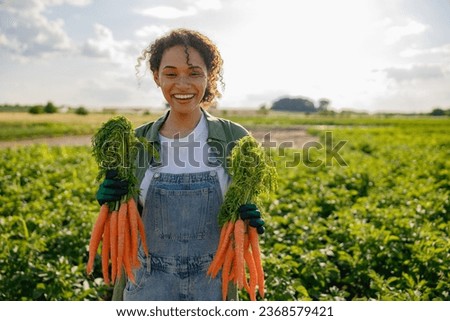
xmin=203 ymin=109 xmax=249 ymax=143
xmin=134 ymin=112 xmax=168 ymax=139
xmin=218 ymin=117 xmax=249 ymax=140
xmin=134 ymin=121 xmax=155 ymax=138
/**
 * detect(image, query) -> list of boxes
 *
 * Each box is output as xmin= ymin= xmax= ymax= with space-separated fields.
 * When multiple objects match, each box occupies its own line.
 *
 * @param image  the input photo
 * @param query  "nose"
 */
xmin=175 ymin=75 xmax=190 ymax=88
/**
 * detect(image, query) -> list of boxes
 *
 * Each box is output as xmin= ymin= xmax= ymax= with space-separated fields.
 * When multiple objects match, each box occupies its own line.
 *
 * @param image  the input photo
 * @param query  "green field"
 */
xmin=0 ymin=112 xmax=162 ymax=141
xmin=1 ymin=110 xmax=447 ymax=141
xmin=0 ymin=112 xmax=449 ymax=300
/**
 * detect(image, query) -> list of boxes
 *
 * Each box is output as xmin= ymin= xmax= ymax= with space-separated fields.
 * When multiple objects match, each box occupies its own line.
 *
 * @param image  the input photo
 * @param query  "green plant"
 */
xmin=28 ymin=106 xmax=44 ymax=114
xmin=75 ymin=107 xmax=89 ymax=115
xmin=0 ymin=146 xmax=110 ymax=300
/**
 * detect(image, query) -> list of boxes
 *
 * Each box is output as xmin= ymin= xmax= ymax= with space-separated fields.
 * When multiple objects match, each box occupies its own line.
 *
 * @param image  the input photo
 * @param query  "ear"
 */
xmin=153 ymin=71 xmax=160 ymax=87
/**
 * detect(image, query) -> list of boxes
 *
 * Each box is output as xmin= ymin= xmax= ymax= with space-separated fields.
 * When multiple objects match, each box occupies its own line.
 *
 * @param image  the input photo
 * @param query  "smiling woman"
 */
xmin=97 ymin=28 xmax=267 ymax=301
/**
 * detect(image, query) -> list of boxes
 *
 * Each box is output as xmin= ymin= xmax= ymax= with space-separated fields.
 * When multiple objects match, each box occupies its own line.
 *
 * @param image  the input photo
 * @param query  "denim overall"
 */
xmin=123 ymin=170 xmax=223 ymax=301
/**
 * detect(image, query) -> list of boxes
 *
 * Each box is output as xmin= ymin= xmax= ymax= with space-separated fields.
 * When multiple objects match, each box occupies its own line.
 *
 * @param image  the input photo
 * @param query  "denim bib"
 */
xmin=123 ymin=170 xmax=222 ymax=300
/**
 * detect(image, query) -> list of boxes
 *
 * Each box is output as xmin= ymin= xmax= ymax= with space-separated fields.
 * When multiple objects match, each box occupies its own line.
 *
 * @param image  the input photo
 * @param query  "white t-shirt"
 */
xmin=139 ymin=114 xmax=230 ymax=206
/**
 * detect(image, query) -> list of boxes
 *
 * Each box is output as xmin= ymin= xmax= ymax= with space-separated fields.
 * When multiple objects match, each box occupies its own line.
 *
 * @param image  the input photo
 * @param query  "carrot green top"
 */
xmin=218 ymin=135 xmax=278 ymax=226
xmin=91 ymin=116 xmax=142 ymax=200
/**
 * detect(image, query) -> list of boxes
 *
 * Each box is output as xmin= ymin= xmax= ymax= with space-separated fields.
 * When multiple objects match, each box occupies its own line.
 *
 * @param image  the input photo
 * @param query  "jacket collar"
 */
xmin=147 ymin=110 xmax=168 ymax=143
xmin=146 ymin=108 xmax=227 ymax=143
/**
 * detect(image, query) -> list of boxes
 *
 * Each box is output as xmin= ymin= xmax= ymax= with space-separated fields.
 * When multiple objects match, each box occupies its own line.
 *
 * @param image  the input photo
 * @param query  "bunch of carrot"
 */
xmin=208 ymin=135 xmax=278 ymax=300
xmin=207 ymin=218 xmax=265 ymax=300
xmin=86 ymin=116 xmax=148 ymax=285
xmin=86 ymin=198 xmax=148 ymax=285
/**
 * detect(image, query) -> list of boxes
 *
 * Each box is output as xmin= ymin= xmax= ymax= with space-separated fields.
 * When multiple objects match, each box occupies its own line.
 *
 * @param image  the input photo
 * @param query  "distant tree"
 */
xmin=258 ymin=103 xmax=269 ymax=115
xmin=75 ymin=106 xmax=89 ymax=115
xmin=29 ymin=105 xmax=44 ymax=114
xmin=271 ymin=97 xmax=316 ymax=113
xmin=44 ymin=101 xmax=58 ymax=113
xmin=317 ymin=98 xmax=330 ymax=112
xmin=0 ymin=104 xmax=28 ymax=112
xmin=430 ymin=108 xmax=445 ymax=116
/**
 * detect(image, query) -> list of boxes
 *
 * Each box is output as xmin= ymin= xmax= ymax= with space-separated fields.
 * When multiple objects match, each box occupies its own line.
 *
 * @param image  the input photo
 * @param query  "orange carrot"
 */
xmin=249 ymin=226 xmax=265 ymax=298
xmin=221 ymin=242 xmax=235 ymax=301
xmin=101 ymin=212 xmax=111 ymax=285
xmin=229 ymin=264 xmax=235 ymax=282
xmin=86 ymin=203 xmax=109 ymax=275
xmin=116 ymin=202 xmax=127 ymax=280
xmin=208 ymin=221 xmax=234 ymax=278
xmin=127 ymin=199 xmax=139 ymax=268
xmin=244 ymin=244 xmax=258 ymax=301
xmin=128 ymin=198 xmax=149 ymax=256
xmin=234 ymin=218 xmax=245 ymax=289
xmin=123 ymin=215 xmax=135 ymax=284
xmin=109 ymin=210 xmax=118 ymax=284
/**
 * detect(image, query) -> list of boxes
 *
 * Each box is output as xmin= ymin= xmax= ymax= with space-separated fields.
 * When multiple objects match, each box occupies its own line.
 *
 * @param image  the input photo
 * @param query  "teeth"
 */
xmin=174 ymin=94 xmax=195 ymax=100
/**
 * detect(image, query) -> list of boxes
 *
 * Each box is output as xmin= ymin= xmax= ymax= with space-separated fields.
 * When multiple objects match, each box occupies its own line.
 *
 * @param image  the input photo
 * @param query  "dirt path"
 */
xmin=0 ymin=127 xmax=318 ymax=149
xmin=250 ymin=127 xmax=318 ymax=149
xmin=0 ymin=135 xmax=93 ymax=148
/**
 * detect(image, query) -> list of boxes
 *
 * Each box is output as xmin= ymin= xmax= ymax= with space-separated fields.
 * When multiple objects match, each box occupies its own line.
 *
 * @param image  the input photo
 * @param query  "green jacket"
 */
xmin=112 ymin=108 xmax=248 ymax=301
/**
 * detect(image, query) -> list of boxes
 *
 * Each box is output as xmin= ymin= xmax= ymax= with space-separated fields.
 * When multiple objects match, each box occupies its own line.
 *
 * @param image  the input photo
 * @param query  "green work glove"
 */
xmin=238 ymin=203 xmax=265 ymax=234
xmin=95 ymin=170 xmax=128 ymax=205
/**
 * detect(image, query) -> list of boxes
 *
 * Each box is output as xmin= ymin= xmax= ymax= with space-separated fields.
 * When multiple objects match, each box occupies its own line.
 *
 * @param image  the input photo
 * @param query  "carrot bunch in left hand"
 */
xmin=87 ymin=116 xmax=150 ymax=285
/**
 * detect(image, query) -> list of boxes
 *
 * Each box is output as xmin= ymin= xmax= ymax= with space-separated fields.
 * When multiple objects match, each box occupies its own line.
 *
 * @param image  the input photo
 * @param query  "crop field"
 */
xmin=0 ymin=112 xmax=449 ymax=300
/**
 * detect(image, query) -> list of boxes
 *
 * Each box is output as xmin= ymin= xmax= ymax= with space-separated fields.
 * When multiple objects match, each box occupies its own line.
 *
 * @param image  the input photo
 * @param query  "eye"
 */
xmin=190 ymin=68 xmax=205 ymax=77
xmin=191 ymin=72 xmax=205 ymax=78
xmin=163 ymin=72 xmax=177 ymax=78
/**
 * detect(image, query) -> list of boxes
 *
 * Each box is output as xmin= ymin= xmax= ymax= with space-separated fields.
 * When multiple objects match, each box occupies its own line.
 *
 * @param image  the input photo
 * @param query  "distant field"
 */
xmin=0 ymin=112 xmax=162 ymax=141
xmin=1 ymin=110 xmax=449 ymax=141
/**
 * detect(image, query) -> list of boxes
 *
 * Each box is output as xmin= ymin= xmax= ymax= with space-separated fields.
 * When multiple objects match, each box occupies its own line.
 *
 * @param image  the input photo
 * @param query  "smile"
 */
xmin=173 ymin=94 xmax=195 ymax=100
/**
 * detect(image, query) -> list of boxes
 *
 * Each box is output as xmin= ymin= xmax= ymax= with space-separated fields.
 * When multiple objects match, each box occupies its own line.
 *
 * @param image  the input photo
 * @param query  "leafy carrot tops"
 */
xmin=207 ymin=135 xmax=278 ymax=300
xmin=86 ymin=116 xmax=148 ymax=285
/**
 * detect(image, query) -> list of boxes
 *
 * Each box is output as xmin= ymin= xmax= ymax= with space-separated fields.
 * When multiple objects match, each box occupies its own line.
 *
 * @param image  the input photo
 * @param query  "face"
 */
xmin=154 ymin=45 xmax=208 ymax=115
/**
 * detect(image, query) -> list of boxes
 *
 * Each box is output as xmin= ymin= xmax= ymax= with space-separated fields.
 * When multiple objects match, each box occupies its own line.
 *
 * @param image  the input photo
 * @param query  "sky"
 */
xmin=0 ymin=0 xmax=449 ymax=113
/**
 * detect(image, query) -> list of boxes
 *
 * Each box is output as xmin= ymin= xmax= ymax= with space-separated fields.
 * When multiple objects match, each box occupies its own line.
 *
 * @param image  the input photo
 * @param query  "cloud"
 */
xmin=138 ymin=6 xmax=197 ymax=19
xmin=400 ymin=43 xmax=450 ymax=58
xmin=370 ymin=75 xmax=450 ymax=113
xmin=136 ymin=0 xmax=222 ymax=19
xmin=383 ymin=64 xmax=446 ymax=83
xmin=134 ymin=25 xmax=169 ymax=39
xmin=81 ymin=24 xmax=140 ymax=68
xmin=0 ymin=0 xmax=91 ymax=57
xmin=36 ymin=0 xmax=91 ymax=6
xmin=375 ymin=17 xmax=428 ymax=45
xmin=186 ymin=0 xmax=222 ymax=11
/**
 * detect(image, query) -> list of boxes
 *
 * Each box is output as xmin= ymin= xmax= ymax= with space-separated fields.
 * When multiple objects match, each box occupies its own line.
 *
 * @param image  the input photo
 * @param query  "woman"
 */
xmin=96 ymin=29 xmax=264 ymax=301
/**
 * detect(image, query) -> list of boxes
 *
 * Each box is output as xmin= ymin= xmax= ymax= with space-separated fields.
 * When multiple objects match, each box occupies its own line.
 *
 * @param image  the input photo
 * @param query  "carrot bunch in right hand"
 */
xmin=207 ymin=218 xmax=265 ymax=301
xmin=208 ymin=135 xmax=278 ymax=300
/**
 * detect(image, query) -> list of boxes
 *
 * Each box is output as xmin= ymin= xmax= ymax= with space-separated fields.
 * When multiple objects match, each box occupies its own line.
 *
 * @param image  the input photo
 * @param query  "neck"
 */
xmin=161 ymin=108 xmax=203 ymax=138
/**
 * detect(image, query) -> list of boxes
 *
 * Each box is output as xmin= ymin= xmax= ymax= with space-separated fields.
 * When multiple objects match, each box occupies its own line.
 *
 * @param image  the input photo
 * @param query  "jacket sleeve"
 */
xmin=111 ymin=275 xmax=126 ymax=301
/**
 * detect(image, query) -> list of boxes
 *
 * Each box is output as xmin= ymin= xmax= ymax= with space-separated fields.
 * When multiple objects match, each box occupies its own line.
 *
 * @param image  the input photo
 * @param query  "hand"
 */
xmin=95 ymin=170 xmax=129 ymax=205
xmin=238 ymin=203 xmax=265 ymax=234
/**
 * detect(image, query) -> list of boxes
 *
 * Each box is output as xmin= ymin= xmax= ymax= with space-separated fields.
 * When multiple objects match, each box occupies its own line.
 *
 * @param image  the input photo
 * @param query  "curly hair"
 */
xmin=136 ymin=29 xmax=224 ymax=108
